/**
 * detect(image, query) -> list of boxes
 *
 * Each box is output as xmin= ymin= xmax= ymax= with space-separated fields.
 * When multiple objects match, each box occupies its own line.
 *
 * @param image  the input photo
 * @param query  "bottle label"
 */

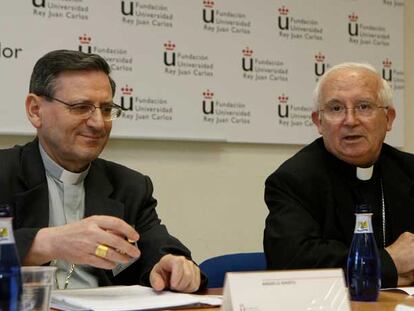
xmin=354 ymin=214 xmax=373 ymax=234
xmin=0 ymin=218 xmax=15 ymax=244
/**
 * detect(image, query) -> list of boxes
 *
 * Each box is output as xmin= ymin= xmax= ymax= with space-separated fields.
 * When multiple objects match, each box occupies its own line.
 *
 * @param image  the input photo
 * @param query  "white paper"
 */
xmin=221 ymin=269 xmax=350 ymax=311
xmin=51 ymin=285 xmax=222 ymax=311
xmin=396 ymin=305 xmax=414 ymax=311
xmin=382 ymin=287 xmax=414 ymax=295
xmin=395 ymin=287 xmax=414 ymax=295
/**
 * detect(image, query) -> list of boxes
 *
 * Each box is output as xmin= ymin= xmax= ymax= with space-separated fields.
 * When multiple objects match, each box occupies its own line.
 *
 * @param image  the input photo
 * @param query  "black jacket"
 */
xmin=0 ymin=138 xmax=204 ymax=287
xmin=264 ymin=137 xmax=414 ymax=287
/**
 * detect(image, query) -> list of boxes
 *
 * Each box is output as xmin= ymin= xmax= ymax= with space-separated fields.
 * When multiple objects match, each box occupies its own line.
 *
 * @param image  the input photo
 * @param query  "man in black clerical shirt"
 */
xmin=264 ymin=62 xmax=414 ymax=287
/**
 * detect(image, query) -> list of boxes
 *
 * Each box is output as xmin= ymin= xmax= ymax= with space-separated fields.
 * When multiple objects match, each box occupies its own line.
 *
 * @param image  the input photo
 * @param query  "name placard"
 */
xmin=221 ymin=269 xmax=350 ymax=311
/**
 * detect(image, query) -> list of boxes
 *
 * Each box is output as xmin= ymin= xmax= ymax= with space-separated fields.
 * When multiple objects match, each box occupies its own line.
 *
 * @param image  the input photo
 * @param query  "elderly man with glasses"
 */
xmin=264 ymin=62 xmax=414 ymax=288
xmin=0 ymin=49 xmax=204 ymax=292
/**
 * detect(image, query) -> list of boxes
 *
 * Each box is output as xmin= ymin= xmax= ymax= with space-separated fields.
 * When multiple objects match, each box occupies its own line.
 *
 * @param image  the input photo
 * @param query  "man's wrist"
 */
xmin=24 ymin=227 xmax=56 ymax=265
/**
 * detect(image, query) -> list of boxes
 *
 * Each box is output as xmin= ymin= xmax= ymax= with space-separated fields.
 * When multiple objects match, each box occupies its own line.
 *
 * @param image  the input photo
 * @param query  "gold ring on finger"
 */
xmin=95 ymin=244 xmax=109 ymax=258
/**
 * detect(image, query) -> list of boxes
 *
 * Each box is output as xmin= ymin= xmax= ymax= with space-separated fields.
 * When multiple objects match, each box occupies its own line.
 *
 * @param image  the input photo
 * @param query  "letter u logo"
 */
xmin=382 ymin=69 xmax=392 ymax=82
xmin=32 ymin=0 xmax=45 ymax=8
xmin=202 ymin=101 xmax=214 ymax=114
xmin=78 ymin=45 xmax=92 ymax=54
xmin=314 ymin=63 xmax=325 ymax=77
xmin=242 ymin=58 xmax=253 ymax=72
xmin=202 ymin=9 xmax=214 ymax=23
xmin=163 ymin=52 xmax=176 ymax=66
xmin=121 ymin=97 xmax=133 ymax=111
xmin=278 ymin=104 xmax=289 ymax=118
xmin=121 ymin=1 xmax=134 ymax=16
xmin=348 ymin=23 xmax=358 ymax=36
xmin=278 ymin=16 xmax=289 ymax=30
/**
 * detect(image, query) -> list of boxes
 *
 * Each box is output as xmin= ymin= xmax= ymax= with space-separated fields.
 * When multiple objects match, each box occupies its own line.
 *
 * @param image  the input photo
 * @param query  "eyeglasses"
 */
xmin=43 ymin=95 xmax=123 ymax=121
xmin=319 ymin=101 xmax=388 ymax=121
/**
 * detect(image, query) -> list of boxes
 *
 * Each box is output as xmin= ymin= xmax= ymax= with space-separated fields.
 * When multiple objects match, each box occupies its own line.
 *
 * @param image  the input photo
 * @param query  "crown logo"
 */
xmin=79 ymin=34 xmax=91 ymax=44
xmin=121 ymin=85 xmax=133 ymax=95
xmin=203 ymin=89 xmax=214 ymax=99
xmin=203 ymin=0 xmax=214 ymax=8
xmin=383 ymin=58 xmax=392 ymax=68
xmin=278 ymin=5 xmax=289 ymax=15
xmin=242 ymin=47 xmax=253 ymax=57
xmin=315 ymin=52 xmax=325 ymax=63
xmin=278 ymin=94 xmax=289 ymax=103
xmin=348 ymin=12 xmax=358 ymax=22
xmin=164 ymin=41 xmax=176 ymax=51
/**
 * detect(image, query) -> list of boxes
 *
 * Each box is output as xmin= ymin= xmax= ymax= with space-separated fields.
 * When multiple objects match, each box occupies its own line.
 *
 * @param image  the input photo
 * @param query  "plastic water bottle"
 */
xmin=346 ymin=203 xmax=381 ymax=301
xmin=0 ymin=205 xmax=22 ymax=311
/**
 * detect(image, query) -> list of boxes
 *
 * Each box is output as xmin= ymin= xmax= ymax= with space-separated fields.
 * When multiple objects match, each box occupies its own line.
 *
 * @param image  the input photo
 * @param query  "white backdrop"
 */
xmin=0 ymin=0 xmax=404 ymax=145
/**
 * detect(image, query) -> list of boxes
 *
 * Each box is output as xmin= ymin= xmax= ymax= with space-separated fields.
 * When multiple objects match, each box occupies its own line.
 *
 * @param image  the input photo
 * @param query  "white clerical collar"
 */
xmin=39 ymin=142 xmax=89 ymax=185
xmin=356 ymin=166 xmax=374 ymax=181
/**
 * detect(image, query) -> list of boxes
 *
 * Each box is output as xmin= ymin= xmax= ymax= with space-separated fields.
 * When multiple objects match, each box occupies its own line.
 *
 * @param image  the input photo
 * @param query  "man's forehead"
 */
xmin=52 ymin=70 xmax=111 ymax=92
xmin=54 ymin=69 xmax=107 ymax=80
xmin=324 ymin=67 xmax=380 ymax=85
xmin=321 ymin=68 xmax=380 ymax=95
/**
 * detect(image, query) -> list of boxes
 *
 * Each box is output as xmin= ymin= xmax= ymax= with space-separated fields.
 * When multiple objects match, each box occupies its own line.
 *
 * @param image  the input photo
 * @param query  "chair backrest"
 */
xmin=199 ymin=252 xmax=267 ymax=288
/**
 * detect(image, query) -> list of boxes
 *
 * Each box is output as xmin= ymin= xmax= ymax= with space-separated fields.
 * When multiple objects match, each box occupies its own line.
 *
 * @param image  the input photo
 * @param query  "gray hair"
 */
xmin=312 ymin=62 xmax=393 ymax=111
xmin=29 ymin=49 xmax=116 ymax=97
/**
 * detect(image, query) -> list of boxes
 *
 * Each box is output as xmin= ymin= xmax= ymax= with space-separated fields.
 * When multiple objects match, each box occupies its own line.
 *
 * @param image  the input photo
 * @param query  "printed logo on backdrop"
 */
xmin=77 ymin=34 xmax=133 ymax=72
xmin=348 ymin=13 xmax=359 ymax=36
xmin=277 ymin=94 xmax=313 ymax=128
xmin=78 ymin=34 xmax=92 ymax=54
xmin=382 ymin=0 xmax=404 ymax=8
xmin=277 ymin=6 xmax=323 ymax=41
xmin=0 ymin=41 xmax=22 ymax=60
xmin=120 ymin=1 xmax=173 ymax=28
xmin=202 ymin=90 xmax=251 ymax=125
xmin=314 ymin=52 xmax=330 ymax=82
xmin=202 ymin=0 xmax=251 ymax=34
xmin=118 ymin=84 xmax=173 ymax=122
xmin=241 ymin=47 xmax=288 ymax=82
xmin=163 ymin=41 xmax=214 ymax=78
xmin=31 ymin=0 xmax=88 ymax=20
xmin=347 ymin=12 xmax=391 ymax=46
xmin=382 ymin=58 xmax=404 ymax=91
xmin=120 ymin=85 xmax=134 ymax=111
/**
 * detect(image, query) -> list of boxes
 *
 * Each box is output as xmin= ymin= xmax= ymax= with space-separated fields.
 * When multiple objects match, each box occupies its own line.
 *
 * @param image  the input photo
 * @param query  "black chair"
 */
xmin=199 ymin=252 xmax=267 ymax=288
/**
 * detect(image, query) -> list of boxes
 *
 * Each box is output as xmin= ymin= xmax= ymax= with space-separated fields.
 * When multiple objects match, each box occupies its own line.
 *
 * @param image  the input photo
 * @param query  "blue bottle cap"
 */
xmin=0 ymin=204 xmax=12 ymax=217
xmin=355 ymin=203 xmax=372 ymax=213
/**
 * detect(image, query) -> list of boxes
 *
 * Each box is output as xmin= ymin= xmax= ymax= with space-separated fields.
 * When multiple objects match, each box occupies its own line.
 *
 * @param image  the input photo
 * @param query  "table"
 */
xmin=350 ymin=290 xmax=414 ymax=310
xmin=51 ymin=288 xmax=414 ymax=311
xmin=186 ymin=289 xmax=414 ymax=311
